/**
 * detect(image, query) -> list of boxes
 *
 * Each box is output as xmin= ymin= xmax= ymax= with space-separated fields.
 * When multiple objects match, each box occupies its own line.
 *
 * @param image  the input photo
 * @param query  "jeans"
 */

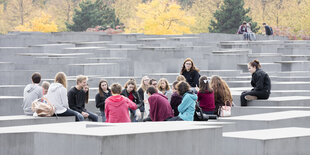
xmin=167 ymin=116 xmax=183 ymax=121
xmin=240 ymin=90 xmax=270 ymax=106
xmin=202 ymin=111 xmax=215 ymax=115
xmin=57 ymin=108 xmax=84 ymax=121
xmin=100 ymin=111 xmax=106 ymax=122
xmin=85 ymin=111 xmax=98 ymax=122
xmin=129 ymin=109 xmax=137 ymax=122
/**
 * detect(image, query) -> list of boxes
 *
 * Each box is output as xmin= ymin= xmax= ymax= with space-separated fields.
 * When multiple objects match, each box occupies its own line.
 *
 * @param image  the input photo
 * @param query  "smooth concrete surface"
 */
xmin=0 ymin=122 xmax=223 ymax=155
xmin=223 ymin=127 xmax=310 ymax=155
xmin=0 ymin=115 xmax=75 ymax=127
xmin=219 ymin=110 xmax=310 ymax=131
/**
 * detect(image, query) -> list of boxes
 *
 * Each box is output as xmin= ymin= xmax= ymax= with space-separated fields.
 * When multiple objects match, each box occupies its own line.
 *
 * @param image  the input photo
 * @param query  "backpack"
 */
xmin=270 ymin=27 xmax=273 ymax=35
xmin=31 ymin=97 xmax=55 ymax=117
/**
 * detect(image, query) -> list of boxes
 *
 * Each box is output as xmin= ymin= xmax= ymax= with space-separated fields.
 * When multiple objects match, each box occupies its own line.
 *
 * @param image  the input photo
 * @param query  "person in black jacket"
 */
xmin=121 ymin=79 xmax=142 ymax=122
xmin=180 ymin=58 xmax=201 ymax=89
xmin=95 ymin=79 xmax=112 ymax=122
xmin=68 ymin=75 xmax=98 ymax=122
xmin=240 ymin=60 xmax=271 ymax=106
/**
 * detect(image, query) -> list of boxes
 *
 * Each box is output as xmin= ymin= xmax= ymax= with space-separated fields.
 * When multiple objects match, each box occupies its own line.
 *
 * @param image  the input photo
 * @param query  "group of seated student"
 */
xmin=22 ymin=58 xmax=270 ymax=123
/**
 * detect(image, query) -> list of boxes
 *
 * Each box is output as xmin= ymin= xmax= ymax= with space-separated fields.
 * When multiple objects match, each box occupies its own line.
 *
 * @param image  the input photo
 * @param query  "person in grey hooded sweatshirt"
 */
xmin=47 ymin=72 xmax=84 ymax=121
xmin=23 ymin=72 xmax=43 ymax=115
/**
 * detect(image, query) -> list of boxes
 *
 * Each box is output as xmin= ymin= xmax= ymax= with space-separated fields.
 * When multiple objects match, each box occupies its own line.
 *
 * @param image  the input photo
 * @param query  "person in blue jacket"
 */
xmin=168 ymin=81 xmax=197 ymax=121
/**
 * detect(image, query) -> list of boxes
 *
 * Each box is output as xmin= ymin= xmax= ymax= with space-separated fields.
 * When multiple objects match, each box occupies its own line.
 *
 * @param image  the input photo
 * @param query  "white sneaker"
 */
xmin=245 ymin=95 xmax=257 ymax=100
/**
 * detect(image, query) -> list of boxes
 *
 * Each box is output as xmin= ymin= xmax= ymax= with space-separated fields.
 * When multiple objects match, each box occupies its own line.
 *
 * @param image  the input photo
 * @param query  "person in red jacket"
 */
xmin=105 ymin=83 xmax=137 ymax=123
xmin=147 ymin=86 xmax=174 ymax=121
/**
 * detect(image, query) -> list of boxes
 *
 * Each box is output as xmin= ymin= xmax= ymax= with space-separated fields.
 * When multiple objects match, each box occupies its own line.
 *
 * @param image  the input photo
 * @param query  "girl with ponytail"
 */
xmin=240 ymin=59 xmax=271 ymax=106
xmin=197 ymin=76 xmax=215 ymax=115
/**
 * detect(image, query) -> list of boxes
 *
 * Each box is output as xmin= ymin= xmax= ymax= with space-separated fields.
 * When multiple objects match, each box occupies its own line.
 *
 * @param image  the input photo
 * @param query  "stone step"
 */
xmin=0 ymin=115 xmax=75 ymax=127
xmin=68 ymin=63 xmax=120 ymax=76
xmin=0 ymin=62 xmax=14 ymax=71
xmin=228 ymin=81 xmax=310 ymax=90
xmin=0 ymin=96 xmax=24 ymax=116
xmin=0 ymin=70 xmax=56 ymax=85
xmin=275 ymin=61 xmax=310 ymax=71
xmin=282 ymin=55 xmax=310 ymax=61
xmin=247 ymin=53 xmax=282 ymax=62
xmin=75 ymin=41 xmax=113 ymax=47
xmin=208 ymin=54 xmax=248 ymax=70
xmin=278 ymin=47 xmax=310 ymax=55
xmin=248 ymin=96 xmax=310 ymax=106
xmin=29 ymin=44 xmax=75 ymax=53
xmin=223 ymin=127 xmax=310 ymax=155
xmin=220 ymin=110 xmax=310 ymax=131
xmin=231 ymin=106 xmax=310 ymax=116
xmin=238 ymin=63 xmax=281 ymax=72
xmin=0 ymin=85 xmax=25 ymax=96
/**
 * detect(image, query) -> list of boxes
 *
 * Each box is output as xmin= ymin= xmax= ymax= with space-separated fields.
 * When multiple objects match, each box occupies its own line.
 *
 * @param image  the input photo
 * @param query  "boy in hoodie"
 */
xmin=147 ymin=86 xmax=173 ymax=121
xmin=68 ymin=75 xmax=98 ymax=122
xmin=23 ymin=72 xmax=43 ymax=115
xmin=105 ymin=83 xmax=137 ymax=123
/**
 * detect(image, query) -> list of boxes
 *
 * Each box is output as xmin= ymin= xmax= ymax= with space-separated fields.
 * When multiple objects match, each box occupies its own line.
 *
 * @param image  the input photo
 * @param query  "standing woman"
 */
xmin=47 ymin=72 xmax=84 ymax=121
xmin=121 ymin=79 xmax=142 ymax=122
xmin=210 ymin=75 xmax=233 ymax=116
xmin=137 ymin=76 xmax=150 ymax=120
xmin=180 ymin=58 xmax=201 ymax=89
xmin=240 ymin=60 xmax=271 ymax=106
xmin=95 ymin=79 xmax=112 ymax=122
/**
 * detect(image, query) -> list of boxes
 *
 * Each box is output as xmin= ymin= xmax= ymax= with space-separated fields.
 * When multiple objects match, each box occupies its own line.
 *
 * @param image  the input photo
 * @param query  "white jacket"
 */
xmin=47 ymin=83 xmax=68 ymax=114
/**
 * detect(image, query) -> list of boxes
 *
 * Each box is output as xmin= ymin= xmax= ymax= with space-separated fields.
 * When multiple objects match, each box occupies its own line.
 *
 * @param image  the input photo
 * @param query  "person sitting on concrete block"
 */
xmin=121 ymin=79 xmax=142 ymax=122
xmin=41 ymin=81 xmax=50 ymax=96
xmin=168 ymin=81 xmax=197 ymax=121
xmin=146 ymin=86 xmax=174 ymax=121
xmin=210 ymin=75 xmax=233 ymax=116
xmin=95 ymin=79 xmax=112 ymax=122
xmin=197 ymin=76 xmax=215 ymax=115
xmin=68 ymin=75 xmax=98 ymax=122
xmin=180 ymin=58 xmax=201 ymax=93
xmin=105 ymin=83 xmax=137 ymax=123
xmin=23 ymin=72 xmax=43 ymax=115
xmin=240 ymin=60 xmax=271 ymax=106
xmin=170 ymin=81 xmax=183 ymax=117
xmin=137 ymin=76 xmax=150 ymax=121
xmin=157 ymin=78 xmax=172 ymax=99
xmin=47 ymin=72 xmax=84 ymax=121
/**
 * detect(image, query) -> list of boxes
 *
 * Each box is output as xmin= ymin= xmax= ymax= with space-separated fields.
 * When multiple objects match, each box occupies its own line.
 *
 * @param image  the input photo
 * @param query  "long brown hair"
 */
xmin=157 ymin=78 xmax=170 ymax=91
xmin=124 ymin=79 xmax=137 ymax=92
xmin=54 ymin=72 xmax=67 ymax=88
xmin=180 ymin=58 xmax=200 ymax=74
xmin=199 ymin=76 xmax=213 ymax=93
xmin=210 ymin=76 xmax=232 ymax=105
xmin=98 ymin=79 xmax=110 ymax=97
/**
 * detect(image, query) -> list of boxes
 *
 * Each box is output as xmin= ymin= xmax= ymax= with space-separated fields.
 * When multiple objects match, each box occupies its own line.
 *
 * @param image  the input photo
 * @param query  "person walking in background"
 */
xmin=105 ymin=83 xmax=137 ymax=123
xmin=95 ymin=79 xmax=112 ymax=122
xmin=262 ymin=23 xmax=273 ymax=36
xmin=23 ymin=72 xmax=43 ymax=115
xmin=240 ymin=60 xmax=271 ymax=106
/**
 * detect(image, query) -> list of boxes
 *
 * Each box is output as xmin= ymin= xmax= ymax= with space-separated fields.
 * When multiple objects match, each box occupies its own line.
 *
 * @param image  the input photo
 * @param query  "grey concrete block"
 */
xmin=220 ymin=110 xmax=310 ymax=131
xmin=0 ymin=96 xmax=24 ymax=116
xmin=223 ymin=127 xmax=310 ymax=155
xmin=0 ymin=115 xmax=75 ymax=127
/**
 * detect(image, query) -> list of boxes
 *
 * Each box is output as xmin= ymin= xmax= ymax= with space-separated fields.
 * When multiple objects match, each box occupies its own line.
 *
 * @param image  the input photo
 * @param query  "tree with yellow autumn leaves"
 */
xmin=15 ymin=12 xmax=58 ymax=32
xmin=125 ymin=0 xmax=195 ymax=35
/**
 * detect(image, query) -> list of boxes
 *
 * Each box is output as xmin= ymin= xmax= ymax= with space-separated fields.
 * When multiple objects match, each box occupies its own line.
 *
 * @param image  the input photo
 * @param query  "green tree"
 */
xmin=208 ymin=0 xmax=259 ymax=34
xmin=66 ymin=0 xmax=120 ymax=31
